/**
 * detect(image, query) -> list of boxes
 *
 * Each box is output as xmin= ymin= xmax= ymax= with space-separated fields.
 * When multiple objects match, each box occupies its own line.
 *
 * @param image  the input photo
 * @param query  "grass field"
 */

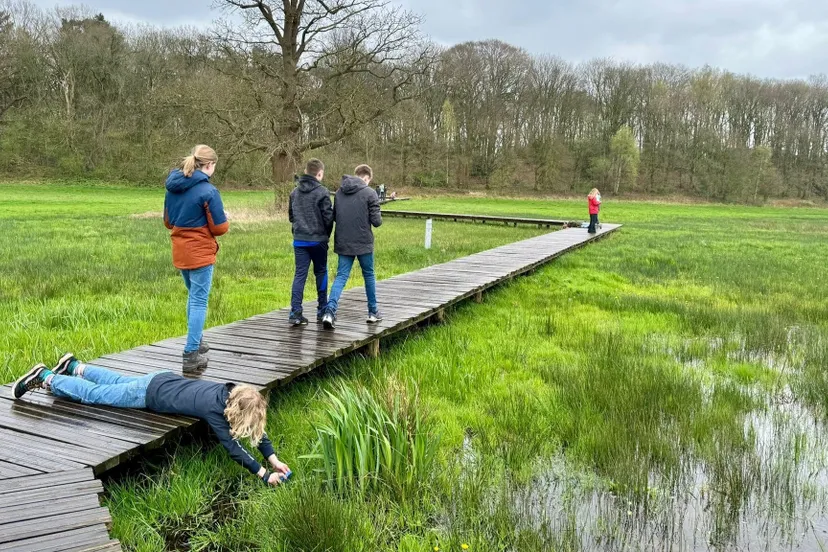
xmin=4 ymin=183 xmax=828 ymax=551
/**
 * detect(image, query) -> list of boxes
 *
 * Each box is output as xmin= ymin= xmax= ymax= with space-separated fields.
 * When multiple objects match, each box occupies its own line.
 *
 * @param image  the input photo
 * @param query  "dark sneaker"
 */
xmin=289 ymin=313 xmax=309 ymax=326
xmin=322 ymin=312 xmax=336 ymax=329
xmin=182 ymin=351 xmax=208 ymax=374
xmin=367 ymin=311 xmax=383 ymax=324
xmin=14 ymin=364 xmax=48 ymax=399
xmin=199 ymin=339 xmax=210 ymax=354
xmin=53 ymin=352 xmax=77 ymax=376
xmin=316 ymin=313 xmax=325 ymax=324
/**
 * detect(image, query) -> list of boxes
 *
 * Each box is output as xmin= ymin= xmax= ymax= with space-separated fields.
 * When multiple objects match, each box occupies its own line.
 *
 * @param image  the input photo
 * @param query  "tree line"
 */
xmin=0 ymin=0 xmax=826 ymax=203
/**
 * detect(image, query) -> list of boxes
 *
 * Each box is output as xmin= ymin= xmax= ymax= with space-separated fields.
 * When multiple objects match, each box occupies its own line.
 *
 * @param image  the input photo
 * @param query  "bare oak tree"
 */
xmin=213 ymin=0 xmax=434 ymax=200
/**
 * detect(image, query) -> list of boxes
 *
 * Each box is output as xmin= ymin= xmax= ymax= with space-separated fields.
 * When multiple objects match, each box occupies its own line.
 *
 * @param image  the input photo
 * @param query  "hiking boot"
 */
xmin=14 ymin=364 xmax=48 ymax=399
xmin=182 ymin=351 xmax=208 ymax=374
xmin=289 ymin=313 xmax=309 ymax=326
xmin=199 ymin=339 xmax=210 ymax=354
xmin=322 ymin=312 xmax=336 ymax=329
xmin=366 ymin=311 xmax=383 ymax=324
xmin=53 ymin=352 xmax=77 ymax=376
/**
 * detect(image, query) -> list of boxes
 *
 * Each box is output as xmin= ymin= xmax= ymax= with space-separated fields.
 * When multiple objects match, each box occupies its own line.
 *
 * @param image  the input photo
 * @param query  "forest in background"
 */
xmin=1 ymin=0 xmax=827 ymax=204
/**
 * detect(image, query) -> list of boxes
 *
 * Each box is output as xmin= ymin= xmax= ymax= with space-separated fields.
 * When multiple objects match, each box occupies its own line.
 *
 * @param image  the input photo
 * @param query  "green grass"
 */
xmin=5 ymin=183 xmax=828 ymax=550
xmin=0 ymin=182 xmax=543 ymax=383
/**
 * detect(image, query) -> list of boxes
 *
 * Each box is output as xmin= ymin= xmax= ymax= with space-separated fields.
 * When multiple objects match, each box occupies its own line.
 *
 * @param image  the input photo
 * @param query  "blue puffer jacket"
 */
xmin=163 ymin=169 xmax=229 ymax=269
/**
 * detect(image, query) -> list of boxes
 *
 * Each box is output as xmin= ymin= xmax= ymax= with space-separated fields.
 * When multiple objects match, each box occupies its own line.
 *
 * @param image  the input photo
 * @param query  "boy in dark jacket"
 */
xmin=288 ymin=159 xmax=334 ymax=325
xmin=321 ymin=165 xmax=383 ymax=329
xmin=14 ymin=354 xmax=292 ymax=486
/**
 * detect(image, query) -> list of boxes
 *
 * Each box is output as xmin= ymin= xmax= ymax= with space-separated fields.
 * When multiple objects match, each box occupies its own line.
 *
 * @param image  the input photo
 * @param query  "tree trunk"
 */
xmin=271 ymin=149 xmax=301 ymax=211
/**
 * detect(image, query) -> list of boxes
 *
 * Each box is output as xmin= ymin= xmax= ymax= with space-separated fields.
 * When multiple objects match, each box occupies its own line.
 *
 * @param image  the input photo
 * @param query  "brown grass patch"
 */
xmin=130 ymin=208 xmax=287 ymax=224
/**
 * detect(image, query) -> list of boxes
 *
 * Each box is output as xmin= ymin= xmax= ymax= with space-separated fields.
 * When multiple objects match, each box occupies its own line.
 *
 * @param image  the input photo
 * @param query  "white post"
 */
xmin=424 ymin=218 xmax=433 ymax=249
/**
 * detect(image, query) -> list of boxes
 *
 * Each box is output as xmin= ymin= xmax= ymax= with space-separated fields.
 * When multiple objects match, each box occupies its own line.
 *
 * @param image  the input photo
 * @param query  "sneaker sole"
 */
xmin=14 ymin=364 xmax=46 ymax=399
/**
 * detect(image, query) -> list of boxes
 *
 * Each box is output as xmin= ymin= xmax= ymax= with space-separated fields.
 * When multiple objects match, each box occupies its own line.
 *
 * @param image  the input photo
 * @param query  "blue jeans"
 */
xmin=181 ymin=264 xmax=214 ymax=353
xmin=326 ymin=253 xmax=377 ymax=315
xmin=291 ymin=243 xmax=328 ymax=317
xmin=49 ymin=365 xmax=168 ymax=408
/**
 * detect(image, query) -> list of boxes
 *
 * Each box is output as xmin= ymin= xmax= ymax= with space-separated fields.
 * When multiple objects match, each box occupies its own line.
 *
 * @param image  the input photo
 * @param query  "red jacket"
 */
xmin=588 ymin=196 xmax=601 ymax=215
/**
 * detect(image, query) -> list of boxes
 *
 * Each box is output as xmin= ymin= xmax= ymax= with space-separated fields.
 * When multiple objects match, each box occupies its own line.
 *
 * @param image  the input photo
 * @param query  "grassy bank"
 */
xmin=4 ymin=183 xmax=828 ymax=550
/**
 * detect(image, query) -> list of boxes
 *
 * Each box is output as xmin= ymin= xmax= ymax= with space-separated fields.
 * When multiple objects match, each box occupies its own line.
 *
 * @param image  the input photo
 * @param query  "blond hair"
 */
xmin=224 ymin=385 xmax=267 ymax=446
xmin=355 ymin=164 xmax=373 ymax=180
xmin=181 ymin=145 xmax=218 ymax=177
xmin=588 ymin=188 xmax=600 ymax=199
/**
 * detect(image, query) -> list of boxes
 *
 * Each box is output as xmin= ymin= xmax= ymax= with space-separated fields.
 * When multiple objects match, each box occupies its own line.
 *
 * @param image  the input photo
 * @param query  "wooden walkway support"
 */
xmin=0 ymin=223 xmax=620 ymax=548
xmin=381 ymin=209 xmax=570 ymax=227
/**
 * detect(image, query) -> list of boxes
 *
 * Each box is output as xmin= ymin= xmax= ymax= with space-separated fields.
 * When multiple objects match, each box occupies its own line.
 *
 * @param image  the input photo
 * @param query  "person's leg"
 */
xmin=47 ymin=371 xmax=162 ymax=408
xmin=357 ymin=253 xmax=378 ymax=315
xmin=588 ymin=214 xmax=597 ymax=233
xmin=310 ymin=242 xmax=329 ymax=319
xmin=290 ymin=246 xmax=312 ymax=318
xmin=325 ymin=255 xmax=355 ymax=314
xmin=78 ymin=364 xmax=145 ymax=385
xmin=181 ymin=269 xmax=192 ymax=321
xmin=185 ymin=264 xmax=214 ymax=353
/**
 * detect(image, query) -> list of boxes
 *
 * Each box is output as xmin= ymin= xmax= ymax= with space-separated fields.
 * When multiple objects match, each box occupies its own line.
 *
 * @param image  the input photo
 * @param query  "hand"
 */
xmin=271 ymin=458 xmax=291 ymax=476
xmin=267 ymin=472 xmax=283 ymax=486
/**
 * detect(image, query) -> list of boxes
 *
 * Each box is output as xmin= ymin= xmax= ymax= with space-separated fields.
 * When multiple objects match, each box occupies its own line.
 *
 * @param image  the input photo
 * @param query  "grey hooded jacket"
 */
xmin=332 ymin=175 xmax=382 ymax=256
xmin=289 ymin=174 xmax=334 ymax=243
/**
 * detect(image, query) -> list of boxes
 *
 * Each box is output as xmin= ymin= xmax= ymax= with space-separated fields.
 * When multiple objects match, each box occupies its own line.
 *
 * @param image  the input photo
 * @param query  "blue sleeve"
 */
xmin=207 ymin=415 xmax=262 ymax=476
xmin=163 ymin=194 xmax=173 ymax=230
xmin=258 ymin=432 xmax=276 ymax=460
xmin=206 ymin=188 xmax=229 ymax=236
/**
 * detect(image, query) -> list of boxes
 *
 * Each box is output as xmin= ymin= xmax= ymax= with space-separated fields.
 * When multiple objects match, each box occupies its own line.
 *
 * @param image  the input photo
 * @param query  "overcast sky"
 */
xmin=32 ymin=0 xmax=828 ymax=79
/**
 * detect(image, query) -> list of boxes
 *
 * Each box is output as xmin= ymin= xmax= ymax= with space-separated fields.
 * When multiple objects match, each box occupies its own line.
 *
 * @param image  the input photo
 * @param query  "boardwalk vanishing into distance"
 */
xmin=0 ymin=222 xmax=620 ymax=551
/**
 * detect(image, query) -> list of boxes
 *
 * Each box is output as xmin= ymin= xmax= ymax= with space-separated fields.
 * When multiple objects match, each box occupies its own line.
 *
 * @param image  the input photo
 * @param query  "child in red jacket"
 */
xmin=587 ymin=188 xmax=601 ymax=234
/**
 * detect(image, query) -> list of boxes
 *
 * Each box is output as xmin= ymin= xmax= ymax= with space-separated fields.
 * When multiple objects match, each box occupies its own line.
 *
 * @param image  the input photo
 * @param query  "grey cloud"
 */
xmin=28 ymin=0 xmax=828 ymax=78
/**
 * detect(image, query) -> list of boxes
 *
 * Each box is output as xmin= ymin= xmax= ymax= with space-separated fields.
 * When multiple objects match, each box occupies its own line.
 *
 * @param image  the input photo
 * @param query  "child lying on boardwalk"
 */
xmin=13 ymin=354 xmax=291 ymax=486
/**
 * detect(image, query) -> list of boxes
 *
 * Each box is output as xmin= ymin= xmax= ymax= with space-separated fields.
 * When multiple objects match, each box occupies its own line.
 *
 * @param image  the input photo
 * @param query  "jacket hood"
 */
xmin=166 ymin=169 xmax=209 ymax=193
xmin=296 ymin=174 xmax=322 ymax=193
xmin=339 ymin=175 xmax=366 ymax=195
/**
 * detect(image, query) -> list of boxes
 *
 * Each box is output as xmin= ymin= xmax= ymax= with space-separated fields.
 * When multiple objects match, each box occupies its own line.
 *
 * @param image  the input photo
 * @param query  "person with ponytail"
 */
xmin=163 ymin=145 xmax=229 ymax=373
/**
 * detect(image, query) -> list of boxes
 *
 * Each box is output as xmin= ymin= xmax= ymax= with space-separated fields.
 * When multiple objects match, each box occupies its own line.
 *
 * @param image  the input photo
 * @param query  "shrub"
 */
xmin=303 ymin=379 xmax=438 ymax=501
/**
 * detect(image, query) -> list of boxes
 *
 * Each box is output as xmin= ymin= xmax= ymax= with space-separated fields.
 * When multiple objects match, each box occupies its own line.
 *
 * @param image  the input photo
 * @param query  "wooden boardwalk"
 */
xmin=381 ymin=209 xmax=570 ymax=227
xmin=0 ymin=223 xmax=619 ymax=549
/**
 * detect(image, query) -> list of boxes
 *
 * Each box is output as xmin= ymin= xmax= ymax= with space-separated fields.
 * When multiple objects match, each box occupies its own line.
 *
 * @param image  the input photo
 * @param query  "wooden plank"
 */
xmin=0 ymin=494 xmax=103 ymax=525
xmin=0 ymin=461 xmax=42 ymax=479
xmin=0 ymin=481 xmax=103 ymax=509
xmin=0 ymin=387 xmax=189 ymax=432
xmin=0 ymin=525 xmax=113 ymax=552
xmin=0 ymin=428 xmax=103 ymax=469
xmin=0 ymin=399 xmax=157 ymax=446
xmin=0 ymin=405 xmax=141 ymax=457
xmin=381 ymin=210 xmax=568 ymax=226
xmin=0 ymin=507 xmax=112 ymax=544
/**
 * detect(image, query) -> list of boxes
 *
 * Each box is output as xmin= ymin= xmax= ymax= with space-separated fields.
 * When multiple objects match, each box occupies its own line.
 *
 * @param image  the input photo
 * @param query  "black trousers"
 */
xmin=291 ymin=242 xmax=329 ymax=316
xmin=588 ymin=213 xmax=599 ymax=233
